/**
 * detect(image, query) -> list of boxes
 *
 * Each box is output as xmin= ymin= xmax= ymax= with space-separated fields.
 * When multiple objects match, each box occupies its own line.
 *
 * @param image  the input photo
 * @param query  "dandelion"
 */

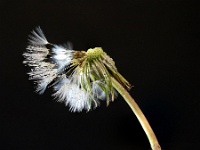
xmin=23 ymin=27 xmax=161 ymax=150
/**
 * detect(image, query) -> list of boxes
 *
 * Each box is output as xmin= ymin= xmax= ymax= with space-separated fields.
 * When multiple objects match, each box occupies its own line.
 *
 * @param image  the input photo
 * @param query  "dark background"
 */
xmin=0 ymin=0 xmax=199 ymax=149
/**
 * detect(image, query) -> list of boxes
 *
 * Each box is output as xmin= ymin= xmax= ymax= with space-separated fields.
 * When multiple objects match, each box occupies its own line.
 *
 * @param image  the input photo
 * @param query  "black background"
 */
xmin=0 ymin=0 xmax=199 ymax=150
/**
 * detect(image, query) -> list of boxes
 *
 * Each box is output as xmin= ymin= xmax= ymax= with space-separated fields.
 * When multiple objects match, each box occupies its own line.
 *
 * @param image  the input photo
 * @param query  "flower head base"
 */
xmin=86 ymin=47 xmax=103 ymax=60
xmin=23 ymin=27 xmax=132 ymax=112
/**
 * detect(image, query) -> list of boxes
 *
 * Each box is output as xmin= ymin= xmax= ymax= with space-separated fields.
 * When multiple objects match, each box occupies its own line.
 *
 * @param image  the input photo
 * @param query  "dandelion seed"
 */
xmin=51 ymin=45 xmax=74 ymax=72
xmin=28 ymin=26 xmax=49 ymax=45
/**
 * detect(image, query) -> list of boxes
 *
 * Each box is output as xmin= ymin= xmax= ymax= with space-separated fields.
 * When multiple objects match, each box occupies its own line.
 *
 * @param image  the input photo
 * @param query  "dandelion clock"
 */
xmin=23 ymin=27 xmax=161 ymax=150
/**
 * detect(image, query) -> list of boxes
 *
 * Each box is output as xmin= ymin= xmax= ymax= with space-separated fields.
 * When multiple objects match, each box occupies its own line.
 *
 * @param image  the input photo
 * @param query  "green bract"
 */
xmin=70 ymin=47 xmax=131 ymax=107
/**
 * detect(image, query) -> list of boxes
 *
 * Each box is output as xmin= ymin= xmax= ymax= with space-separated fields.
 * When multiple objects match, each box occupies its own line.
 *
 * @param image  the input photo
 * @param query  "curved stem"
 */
xmin=111 ymin=77 xmax=161 ymax=150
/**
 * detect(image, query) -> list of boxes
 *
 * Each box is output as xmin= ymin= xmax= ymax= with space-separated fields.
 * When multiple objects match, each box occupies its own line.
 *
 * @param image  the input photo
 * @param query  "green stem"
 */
xmin=111 ymin=77 xmax=161 ymax=150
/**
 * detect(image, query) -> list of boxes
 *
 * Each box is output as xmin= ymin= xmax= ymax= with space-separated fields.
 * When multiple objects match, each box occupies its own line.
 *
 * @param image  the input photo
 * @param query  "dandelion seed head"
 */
xmin=23 ymin=27 xmax=132 ymax=112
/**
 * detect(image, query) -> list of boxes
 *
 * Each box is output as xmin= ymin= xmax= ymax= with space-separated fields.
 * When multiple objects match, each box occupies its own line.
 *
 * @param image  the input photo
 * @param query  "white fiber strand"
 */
xmin=28 ymin=26 xmax=49 ymax=46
